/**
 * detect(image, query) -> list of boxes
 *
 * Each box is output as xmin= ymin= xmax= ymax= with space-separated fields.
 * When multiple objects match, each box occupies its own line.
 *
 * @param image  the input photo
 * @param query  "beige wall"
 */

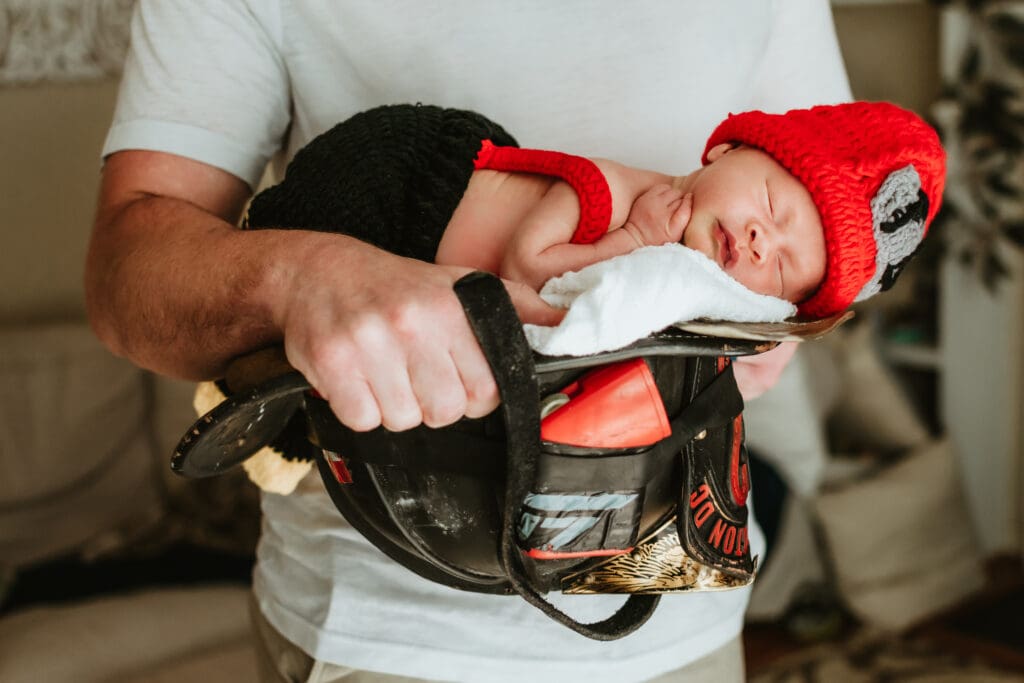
xmin=833 ymin=2 xmax=941 ymax=113
xmin=0 ymin=79 xmax=119 ymax=323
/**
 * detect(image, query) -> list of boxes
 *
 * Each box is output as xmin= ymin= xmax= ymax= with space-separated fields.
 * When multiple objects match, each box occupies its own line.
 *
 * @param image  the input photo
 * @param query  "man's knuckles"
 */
xmin=421 ymin=392 xmax=468 ymax=428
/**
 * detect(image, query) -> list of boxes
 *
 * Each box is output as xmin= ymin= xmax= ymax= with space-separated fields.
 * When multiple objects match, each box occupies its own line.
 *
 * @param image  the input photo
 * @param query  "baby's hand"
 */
xmin=621 ymin=185 xmax=692 ymax=248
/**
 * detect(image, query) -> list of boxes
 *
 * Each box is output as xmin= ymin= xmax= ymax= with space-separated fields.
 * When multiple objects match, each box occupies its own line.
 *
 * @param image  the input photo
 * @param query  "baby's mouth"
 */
xmin=714 ymin=221 xmax=732 ymax=267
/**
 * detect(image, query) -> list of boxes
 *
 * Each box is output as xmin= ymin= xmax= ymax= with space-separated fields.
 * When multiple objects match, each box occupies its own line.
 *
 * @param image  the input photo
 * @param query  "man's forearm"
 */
xmin=87 ymin=194 xmax=314 ymax=380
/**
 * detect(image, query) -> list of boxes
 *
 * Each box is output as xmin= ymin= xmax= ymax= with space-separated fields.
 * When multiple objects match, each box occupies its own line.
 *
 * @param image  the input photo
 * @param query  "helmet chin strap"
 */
xmin=454 ymin=271 xmax=660 ymax=640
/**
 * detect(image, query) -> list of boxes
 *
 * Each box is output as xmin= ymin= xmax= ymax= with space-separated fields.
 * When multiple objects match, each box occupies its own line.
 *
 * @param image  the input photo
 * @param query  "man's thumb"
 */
xmin=501 ymin=279 xmax=566 ymax=327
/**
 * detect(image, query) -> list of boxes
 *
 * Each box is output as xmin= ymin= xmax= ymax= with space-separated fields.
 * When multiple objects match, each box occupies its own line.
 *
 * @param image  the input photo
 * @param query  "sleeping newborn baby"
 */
xmin=247 ymin=102 xmax=945 ymax=336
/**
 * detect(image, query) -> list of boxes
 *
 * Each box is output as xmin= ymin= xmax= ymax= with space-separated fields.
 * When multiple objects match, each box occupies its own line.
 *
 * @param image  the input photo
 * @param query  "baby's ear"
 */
xmin=705 ymin=142 xmax=736 ymax=163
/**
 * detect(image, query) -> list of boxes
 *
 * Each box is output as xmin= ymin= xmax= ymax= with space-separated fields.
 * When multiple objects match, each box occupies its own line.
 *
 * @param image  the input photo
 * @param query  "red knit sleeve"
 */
xmin=474 ymin=140 xmax=612 ymax=245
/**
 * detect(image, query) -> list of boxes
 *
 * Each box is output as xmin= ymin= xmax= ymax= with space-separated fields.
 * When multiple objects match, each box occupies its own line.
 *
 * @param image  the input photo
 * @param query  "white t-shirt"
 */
xmin=104 ymin=2 xmax=851 ymax=681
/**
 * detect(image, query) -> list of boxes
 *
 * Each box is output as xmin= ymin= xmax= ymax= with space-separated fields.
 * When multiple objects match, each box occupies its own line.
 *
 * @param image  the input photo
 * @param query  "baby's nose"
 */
xmin=745 ymin=222 xmax=775 ymax=264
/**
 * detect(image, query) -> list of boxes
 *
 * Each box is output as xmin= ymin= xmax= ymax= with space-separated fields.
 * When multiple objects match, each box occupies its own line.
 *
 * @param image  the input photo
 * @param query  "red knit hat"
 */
xmin=702 ymin=101 xmax=946 ymax=318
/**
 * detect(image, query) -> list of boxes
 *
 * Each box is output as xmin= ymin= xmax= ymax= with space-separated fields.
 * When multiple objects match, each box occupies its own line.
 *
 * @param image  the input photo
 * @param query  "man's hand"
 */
xmin=272 ymin=236 xmax=564 ymax=432
xmin=733 ymin=341 xmax=798 ymax=400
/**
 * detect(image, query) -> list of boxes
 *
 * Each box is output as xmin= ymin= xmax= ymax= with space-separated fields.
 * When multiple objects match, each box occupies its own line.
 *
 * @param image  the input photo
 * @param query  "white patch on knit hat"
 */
xmin=855 ymin=164 xmax=929 ymax=302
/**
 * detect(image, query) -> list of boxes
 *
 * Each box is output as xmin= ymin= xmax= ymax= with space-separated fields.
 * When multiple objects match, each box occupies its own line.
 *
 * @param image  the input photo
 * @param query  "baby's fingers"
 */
xmin=667 ymin=192 xmax=693 ymax=242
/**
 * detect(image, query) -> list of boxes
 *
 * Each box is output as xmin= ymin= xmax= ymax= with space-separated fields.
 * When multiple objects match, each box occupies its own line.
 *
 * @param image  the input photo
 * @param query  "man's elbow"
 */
xmin=83 ymin=205 xmax=143 ymax=363
xmin=83 ymin=252 xmax=130 ymax=360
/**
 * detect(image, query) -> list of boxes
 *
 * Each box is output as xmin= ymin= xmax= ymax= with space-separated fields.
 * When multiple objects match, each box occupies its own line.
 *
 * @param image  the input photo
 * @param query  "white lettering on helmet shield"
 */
xmin=855 ymin=164 xmax=929 ymax=302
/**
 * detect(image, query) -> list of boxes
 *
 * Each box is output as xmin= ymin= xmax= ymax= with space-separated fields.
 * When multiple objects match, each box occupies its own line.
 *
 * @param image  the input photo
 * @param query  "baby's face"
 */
xmin=678 ymin=145 xmax=826 ymax=304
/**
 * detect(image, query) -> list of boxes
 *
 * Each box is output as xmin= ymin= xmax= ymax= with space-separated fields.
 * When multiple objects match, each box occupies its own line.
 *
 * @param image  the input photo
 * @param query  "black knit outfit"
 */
xmin=245 ymin=104 xmax=518 ymax=263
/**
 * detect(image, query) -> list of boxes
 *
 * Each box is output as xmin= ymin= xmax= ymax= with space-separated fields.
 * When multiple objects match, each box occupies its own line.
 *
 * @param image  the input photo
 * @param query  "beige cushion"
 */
xmin=0 ymin=323 xmax=163 ymax=567
xmin=0 ymin=585 xmax=255 ymax=683
xmin=814 ymin=438 xmax=984 ymax=631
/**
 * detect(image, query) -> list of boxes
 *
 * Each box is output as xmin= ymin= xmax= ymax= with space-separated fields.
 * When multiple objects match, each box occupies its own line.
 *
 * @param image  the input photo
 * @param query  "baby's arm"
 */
xmin=501 ymin=161 xmax=691 ymax=291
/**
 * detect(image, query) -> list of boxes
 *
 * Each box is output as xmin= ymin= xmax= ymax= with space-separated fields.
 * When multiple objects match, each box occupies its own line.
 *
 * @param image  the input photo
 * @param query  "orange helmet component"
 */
xmin=540 ymin=358 xmax=671 ymax=449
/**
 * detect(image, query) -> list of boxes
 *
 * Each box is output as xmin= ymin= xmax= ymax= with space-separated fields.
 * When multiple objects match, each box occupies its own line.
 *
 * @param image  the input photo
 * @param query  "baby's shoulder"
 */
xmin=591 ymin=158 xmax=672 ymax=195
xmin=589 ymin=158 xmax=675 ymax=223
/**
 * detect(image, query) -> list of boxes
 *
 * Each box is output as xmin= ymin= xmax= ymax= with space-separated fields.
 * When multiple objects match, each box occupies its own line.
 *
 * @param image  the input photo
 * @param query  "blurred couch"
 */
xmin=0 ymin=321 xmax=262 ymax=682
xmin=0 ymin=14 xmax=262 ymax=676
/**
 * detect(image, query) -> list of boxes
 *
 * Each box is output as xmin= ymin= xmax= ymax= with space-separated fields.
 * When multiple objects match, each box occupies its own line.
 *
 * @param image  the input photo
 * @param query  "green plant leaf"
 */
xmin=959 ymin=45 xmax=981 ymax=83
xmin=1004 ymin=222 xmax=1024 ymax=246
xmin=982 ymin=250 xmax=1010 ymax=290
xmin=989 ymin=11 xmax=1024 ymax=39
xmin=987 ymin=173 xmax=1019 ymax=197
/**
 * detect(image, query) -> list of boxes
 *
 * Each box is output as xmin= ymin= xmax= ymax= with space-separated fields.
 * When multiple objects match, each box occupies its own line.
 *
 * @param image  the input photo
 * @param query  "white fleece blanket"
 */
xmin=523 ymin=243 xmax=796 ymax=356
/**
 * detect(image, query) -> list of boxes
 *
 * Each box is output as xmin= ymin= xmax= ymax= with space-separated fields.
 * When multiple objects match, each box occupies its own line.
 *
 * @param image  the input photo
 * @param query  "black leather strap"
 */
xmin=454 ymin=271 xmax=659 ymax=640
xmin=665 ymin=363 xmax=744 ymax=449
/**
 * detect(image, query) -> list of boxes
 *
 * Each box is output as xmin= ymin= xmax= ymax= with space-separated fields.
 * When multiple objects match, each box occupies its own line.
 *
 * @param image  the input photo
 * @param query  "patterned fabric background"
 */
xmin=0 ymin=0 xmax=135 ymax=85
xmin=932 ymin=0 xmax=1024 ymax=287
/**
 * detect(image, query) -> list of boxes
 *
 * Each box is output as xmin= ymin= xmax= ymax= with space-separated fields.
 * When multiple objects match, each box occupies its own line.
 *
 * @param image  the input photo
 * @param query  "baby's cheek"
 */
xmin=731 ymin=266 xmax=774 ymax=298
xmin=681 ymin=222 xmax=708 ymax=256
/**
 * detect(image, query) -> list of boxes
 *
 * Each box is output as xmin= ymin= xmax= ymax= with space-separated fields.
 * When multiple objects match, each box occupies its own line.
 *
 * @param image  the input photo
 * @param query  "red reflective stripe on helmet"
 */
xmin=729 ymin=417 xmax=749 ymax=506
xmin=324 ymin=451 xmax=353 ymax=484
xmin=526 ymin=547 xmax=633 ymax=560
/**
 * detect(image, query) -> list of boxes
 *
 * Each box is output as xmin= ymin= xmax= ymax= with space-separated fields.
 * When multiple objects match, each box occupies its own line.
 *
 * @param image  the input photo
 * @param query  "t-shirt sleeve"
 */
xmin=102 ymin=0 xmax=291 ymax=189
xmin=746 ymin=0 xmax=853 ymax=113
